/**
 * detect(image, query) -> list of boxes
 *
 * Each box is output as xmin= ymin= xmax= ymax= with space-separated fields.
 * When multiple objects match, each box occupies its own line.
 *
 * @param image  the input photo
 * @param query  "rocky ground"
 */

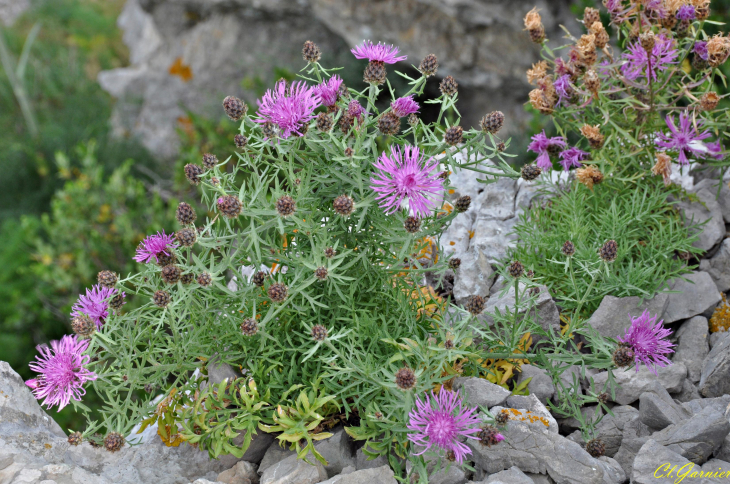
xmin=3 ymin=160 xmax=730 ymax=483
xmin=97 ymin=0 xmax=576 ymax=159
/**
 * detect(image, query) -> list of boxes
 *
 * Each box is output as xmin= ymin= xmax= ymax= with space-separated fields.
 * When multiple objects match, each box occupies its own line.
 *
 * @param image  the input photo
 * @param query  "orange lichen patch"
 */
xmin=468 ymin=230 xmax=475 ymax=239
xmin=449 ymin=241 xmax=456 ymax=246
xmin=169 ymin=57 xmax=193 ymax=82
xmin=448 ymin=189 xmax=456 ymax=195
xmin=477 ymin=333 xmax=532 ymax=385
xmin=710 ymin=293 xmax=730 ymax=333
xmin=506 ymin=409 xmax=550 ymax=427
xmin=411 ymin=237 xmax=438 ymax=264
xmin=439 ymin=202 xmax=454 ymax=216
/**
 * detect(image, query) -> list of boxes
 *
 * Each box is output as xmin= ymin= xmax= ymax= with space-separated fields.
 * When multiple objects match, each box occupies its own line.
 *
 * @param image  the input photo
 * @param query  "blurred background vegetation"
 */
xmin=1 ymin=0 xmax=729 ymax=430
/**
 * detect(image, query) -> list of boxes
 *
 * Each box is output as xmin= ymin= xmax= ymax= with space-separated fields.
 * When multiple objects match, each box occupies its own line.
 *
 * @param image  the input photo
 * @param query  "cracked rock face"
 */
xmin=99 ymin=0 xmax=575 ymax=159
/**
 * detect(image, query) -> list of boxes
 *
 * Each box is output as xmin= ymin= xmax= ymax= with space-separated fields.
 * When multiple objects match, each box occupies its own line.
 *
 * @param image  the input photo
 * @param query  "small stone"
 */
xmin=484 ymin=466 xmax=534 ymax=483
xmin=663 ymin=272 xmax=721 ymax=323
xmin=700 ymin=238 xmax=730 ymax=292
xmin=591 ymin=363 xmax=687 ymax=405
xmin=673 ymin=316 xmax=710 ymax=383
xmin=259 ymin=453 xmax=327 ymax=484
xmin=514 ymin=364 xmax=555 ymax=404
xmin=638 ymin=381 xmax=691 ymax=431
xmin=319 ymin=465 xmax=397 ymax=484
xmin=674 ymin=182 xmax=725 ymax=253
xmin=699 ymin=331 xmax=730 ymax=397
xmin=586 ymin=293 xmax=669 ymax=339
xmin=452 ymin=377 xmax=511 ymax=408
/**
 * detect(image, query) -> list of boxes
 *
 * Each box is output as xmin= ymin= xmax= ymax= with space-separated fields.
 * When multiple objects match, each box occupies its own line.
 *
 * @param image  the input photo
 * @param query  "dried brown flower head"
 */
xmin=575 ymin=165 xmax=604 ymax=190
xmin=524 ymin=7 xmax=546 ymax=43
xmin=526 ymin=60 xmax=549 ymax=85
xmin=651 ymin=153 xmax=672 ymax=187
xmin=580 ymin=124 xmax=605 ymax=149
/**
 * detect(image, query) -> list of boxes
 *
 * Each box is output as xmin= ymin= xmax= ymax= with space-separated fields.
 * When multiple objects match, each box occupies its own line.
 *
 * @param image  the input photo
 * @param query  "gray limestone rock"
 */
xmin=664 ymin=272 xmax=722 ymax=323
xmin=514 ymin=364 xmax=555 ymax=405
xmin=613 ymin=436 xmax=650 ymax=478
xmin=671 ymin=379 xmax=702 ymax=403
xmin=631 ymin=439 xmax=694 ymax=484
xmin=259 ymin=444 xmax=296 ymax=475
xmin=218 ymin=461 xmax=259 ymax=484
xmin=700 ymin=239 xmax=730 ymax=293
xmin=699 ymin=332 xmax=730 ymax=398
xmin=639 ymin=382 xmax=691 ymax=431
xmin=355 ymin=448 xmax=389 ymax=471
xmin=259 ymin=453 xmax=327 ymax=484
xmin=453 ymin=249 xmax=496 ymax=304
xmin=467 ymin=419 xmax=610 ymax=484
xmin=675 ymin=182 xmax=726 ymax=253
xmin=674 ymin=316 xmax=711 ymax=383
xmin=586 ymin=293 xmax=670 ymax=339
xmin=500 ymin=394 xmax=558 ymax=434
xmin=694 ymin=179 xmax=730 ymax=224
xmin=453 ymin=377 xmax=511 ymax=409
xmin=591 ymin=363 xmax=687 ymax=405
xmin=313 ymin=426 xmax=356 ymax=477
xmin=651 ymin=406 xmax=730 ymax=464
xmin=318 ymin=465 xmax=397 ymax=484
xmin=484 ymin=466 xmax=535 ymax=484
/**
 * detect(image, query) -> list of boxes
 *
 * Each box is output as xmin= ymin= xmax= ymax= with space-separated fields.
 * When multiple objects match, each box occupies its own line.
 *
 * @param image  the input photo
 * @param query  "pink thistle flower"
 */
xmin=71 ymin=284 xmax=123 ymax=329
xmin=656 ymin=112 xmax=712 ymax=165
xmin=676 ymin=4 xmax=695 ymax=20
xmin=559 ymin=147 xmax=589 ymax=171
xmin=694 ymin=41 xmax=709 ymax=61
xmin=706 ymin=140 xmax=725 ymax=160
xmin=255 ymin=79 xmax=321 ymax=138
xmin=315 ymin=75 xmax=343 ymax=107
xmin=554 ymin=74 xmax=574 ymax=106
xmin=351 ymin=40 xmax=407 ymax=64
xmin=134 ymin=230 xmax=177 ymax=264
xmin=617 ymin=310 xmax=675 ymax=375
xmin=407 ymin=388 xmax=482 ymax=464
xmin=391 ymin=95 xmax=420 ymax=117
xmin=370 ymin=145 xmax=444 ymax=218
xmin=621 ymin=34 xmax=678 ymax=83
xmin=528 ymin=131 xmax=567 ymax=170
xmin=25 ymin=335 xmax=97 ymax=411
xmin=347 ymin=99 xmax=368 ymax=121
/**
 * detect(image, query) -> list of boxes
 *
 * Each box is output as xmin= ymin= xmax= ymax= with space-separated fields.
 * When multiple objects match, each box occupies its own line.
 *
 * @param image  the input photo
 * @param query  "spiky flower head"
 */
xmin=391 ymin=95 xmax=420 ymax=117
xmin=255 ymin=79 xmax=320 ymax=139
xmin=583 ymin=7 xmax=600 ymax=27
xmin=554 ymin=74 xmax=575 ymax=106
xmin=576 ymin=165 xmax=604 ymax=190
xmin=444 ymin=125 xmax=463 ymax=146
xmin=25 ymin=334 xmax=97 ymax=411
xmin=347 ymin=99 xmax=368 ymax=121
xmin=316 ymin=112 xmax=333 ymax=132
xmin=68 ymin=431 xmax=83 ymax=446
xmin=524 ymin=7 xmax=546 ymax=43
xmin=580 ymin=124 xmax=605 ymax=149
xmin=217 ymin=195 xmax=242 ymax=218
xmin=395 ymin=367 xmax=416 ymax=390
xmin=241 ymin=317 xmax=258 ymax=336
xmin=222 ymin=96 xmax=247 ymax=121
xmin=676 ymin=4 xmax=695 ymax=20
xmin=302 ymin=40 xmax=321 ymax=63
xmin=176 ymin=202 xmax=197 ymax=226
xmin=377 ymin=112 xmax=400 ymax=136
xmin=175 ymin=228 xmax=197 ymax=248
xmin=707 ymin=34 xmax=730 ymax=68
xmin=419 ymin=53 xmax=439 ymax=77
xmin=363 ymin=61 xmax=387 ymax=85
xmin=134 ymin=231 xmax=177 ymax=264
xmin=404 ymin=216 xmax=422 ymax=234
xmin=202 ymin=153 xmax=218 ymax=170
xmin=621 ymin=34 xmax=678 ymax=82
xmin=153 ymin=290 xmax=171 ymax=308
xmin=315 ymin=75 xmax=343 ymax=107
xmin=311 ymin=324 xmax=328 ymax=341
xmin=700 ymin=92 xmax=720 ymax=111
xmin=527 ymin=60 xmax=549 ymax=85
xmin=71 ymin=284 xmax=122 ymax=330
xmin=590 ymin=22 xmax=609 ymax=49
xmin=267 ymin=283 xmax=288 ymax=303
xmin=184 ymin=164 xmax=204 ymax=185
xmin=576 ymin=34 xmax=598 ymax=67
xmin=351 ymin=40 xmax=407 ymax=64
xmin=477 ymin=425 xmax=506 ymax=447
xmin=465 ymin=295 xmax=485 ymax=315
xmin=97 ymin=270 xmax=118 ymax=288
xmin=161 ymin=265 xmax=182 ymax=285
xmin=528 ymin=131 xmax=567 ymax=170
xmin=559 ymin=147 xmax=589 ymax=171
xmin=449 ymin=258 xmax=461 ymax=270
xmin=234 ymin=134 xmax=248 ymax=149
xmin=370 ymin=145 xmax=444 ymax=219
xmin=276 ymin=195 xmax=296 ymax=217
xmin=586 ymin=438 xmax=605 ymax=458
xmin=197 ymin=272 xmax=212 ymax=287
xmin=656 ymin=112 xmax=712 ymax=165
xmin=104 ymin=432 xmax=125 ymax=453
xmin=333 ymin=195 xmax=355 ymax=216
xmin=640 ymin=31 xmax=656 ymax=52
xmin=617 ymin=310 xmax=675 ymax=374
xmin=529 ymin=88 xmax=555 ymax=115
xmin=583 ymin=69 xmax=600 ymax=97
xmin=508 ymin=260 xmax=525 ymax=278
xmin=71 ymin=314 xmax=96 ymax=338
xmin=521 ymin=164 xmax=542 ymax=181
xmin=495 ymin=409 xmax=510 ymax=425
xmin=324 ymin=247 xmax=336 ymax=259
xmin=439 ymin=76 xmax=458 ymax=97
xmin=599 ymin=239 xmax=618 ymax=262
xmin=454 ymin=196 xmax=471 ymax=213
xmin=480 ymin=111 xmax=505 ymax=134
xmin=407 ymin=388 xmax=482 ymax=464
xmin=652 ymin=153 xmax=673 ymax=186
xmin=562 ymin=240 xmax=576 ymax=257
xmin=181 ymin=273 xmax=194 ymax=284
xmin=314 ymin=266 xmax=328 ymax=281
xmin=252 ymin=271 xmax=266 ymax=287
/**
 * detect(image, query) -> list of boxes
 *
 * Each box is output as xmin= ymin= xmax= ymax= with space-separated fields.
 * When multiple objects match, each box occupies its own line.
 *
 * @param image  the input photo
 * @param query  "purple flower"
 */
xmin=706 ymin=140 xmax=725 ymax=160
xmin=351 ymin=40 xmax=407 ymax=64
xmin=407 ymin=388 xmax=482 ymax=464
xmin=315 ymin=75 xmax=343 ymax=107
xmin=134 ymin=230 xmax=177 ymax=264
xmin=656 ymin=112 xmax=712 ymax=165
xmin=25 ymin=335 xmax=97 ymax=411
xmin=554 ymin=74 xmax=574 ymax=106
xmin=694 ymin=41 xmax=709 ymax=61
xmin=71 ymin=285 xmax=122 ymax=330
xmin=370 ymin=145 xmax=444 ymax=218
xmin=528 ymin=131 xmax=567 ymax=170
xmin=621 ymin=34 xmax=678 ymax=83
xmin=676 ymin=4 xmax=695 ymax=20
xmin=559 ymin=147 xmax=589 ymax=171
xmin=347 ymin=99 xmax=368 ymax=121
xmin=617 ymin=310 xmax=675 ymax=374
xmin=391 ymin=95 xmax=420 ymax=117
xmin=256 ymin=79 xmax=321 ymax=138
